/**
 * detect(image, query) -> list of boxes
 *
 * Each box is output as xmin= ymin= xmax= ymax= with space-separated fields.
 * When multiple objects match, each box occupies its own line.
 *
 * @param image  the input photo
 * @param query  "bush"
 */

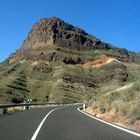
xmin=12 ymin=98 xmax=23 ymax=103
xmin=99 ymin=105 xmax=106 ymax=113
xmin=128 ymin=118 xmax=136 ymax=125
xmin=112 ymin=99 xmax=128 ymax=115
xmin=3 ymin=108 xmax=8 ymax=114
xmin=106 ymin=92 xmax=120 ymax=104
xmin=128 ymin=101 xmax=140 ymax=120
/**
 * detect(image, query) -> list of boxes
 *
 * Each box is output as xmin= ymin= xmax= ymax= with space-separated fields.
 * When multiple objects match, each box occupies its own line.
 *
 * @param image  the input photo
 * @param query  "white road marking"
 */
xmin=77 ymin=107 xmax=140 ymax=138
xmin=31 ymin=108 xmax=58 ymax=140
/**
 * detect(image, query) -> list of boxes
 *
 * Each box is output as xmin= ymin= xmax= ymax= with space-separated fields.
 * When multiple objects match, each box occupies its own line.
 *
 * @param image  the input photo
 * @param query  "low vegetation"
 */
xmin=87 ymin=62 xmax=140 ymax=132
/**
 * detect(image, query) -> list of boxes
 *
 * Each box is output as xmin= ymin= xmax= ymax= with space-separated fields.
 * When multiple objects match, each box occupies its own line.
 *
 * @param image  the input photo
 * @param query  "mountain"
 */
xmin=0 ymin=17 xmax=140 ymax=131
xmin=8 ymin=17 xmax=140 ymax=63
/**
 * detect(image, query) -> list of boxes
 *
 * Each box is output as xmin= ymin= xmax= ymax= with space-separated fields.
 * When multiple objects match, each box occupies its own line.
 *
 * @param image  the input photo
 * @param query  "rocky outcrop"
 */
xmin=63 ymin=74 xmax=96 ymax=88
xmin=32 ymin=64 xmax=52 ymax=73
xmin=63 ymin=57 xmax=82 ymax=64
xmin=9 ymin=16 xmax=139 ymax=64
xmin=20 ymin=17 xmax=110 ymax=52
xmin=83 ymin=55 xmax=115 ymax=68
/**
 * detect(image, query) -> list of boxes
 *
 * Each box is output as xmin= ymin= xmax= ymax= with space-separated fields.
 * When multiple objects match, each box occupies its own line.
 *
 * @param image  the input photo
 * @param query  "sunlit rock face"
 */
xmin=20 ymin=17 xmax=109 ymax=51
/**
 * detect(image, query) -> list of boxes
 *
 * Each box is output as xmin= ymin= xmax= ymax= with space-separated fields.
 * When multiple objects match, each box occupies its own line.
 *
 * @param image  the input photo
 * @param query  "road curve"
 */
xmin=0 ymin=105 xmax=139 ymax=140
xmin=0 ymin=107 xmax=56 ymax=140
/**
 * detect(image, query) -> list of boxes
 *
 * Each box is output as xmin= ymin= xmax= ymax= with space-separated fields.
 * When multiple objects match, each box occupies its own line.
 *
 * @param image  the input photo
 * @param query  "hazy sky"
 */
xmin=0 ymin=0 xmax=140 ymax=62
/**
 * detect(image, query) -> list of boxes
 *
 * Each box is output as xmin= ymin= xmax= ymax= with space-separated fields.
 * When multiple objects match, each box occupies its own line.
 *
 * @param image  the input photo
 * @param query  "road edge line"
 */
xmin=31 ymin=108 xmax=58 ymax=140
xmin=77 ymin=107 xmax=140 ymax=138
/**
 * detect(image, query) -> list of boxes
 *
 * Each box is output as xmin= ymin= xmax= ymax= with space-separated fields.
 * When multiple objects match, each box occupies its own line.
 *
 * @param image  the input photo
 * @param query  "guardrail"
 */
xmin=0 ymin=102 xmax=82 ymax=115
xmin=0 ymin=103 xmax=61 ymax=109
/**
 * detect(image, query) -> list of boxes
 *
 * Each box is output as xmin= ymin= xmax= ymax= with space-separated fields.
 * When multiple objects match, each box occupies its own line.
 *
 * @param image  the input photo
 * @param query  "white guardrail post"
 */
xmin=23 ymin=105 xmax=26 ymax=110
xmin=83 ymin=103 xmax=86 ymax=111
xmin=83 ymin=100 xmax=87 ymax=111
xmin=22 ymin=102 xmax=26 ymax=110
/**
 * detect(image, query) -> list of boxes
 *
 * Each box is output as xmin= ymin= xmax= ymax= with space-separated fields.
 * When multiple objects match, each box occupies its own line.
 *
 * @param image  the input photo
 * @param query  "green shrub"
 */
xmin=128 ymin=101 xmax=140 ymax=120
xmin=128 ymin=118 xmax=136 ymax=125
xmin=112 ymin=99 xmax=126 ymax=113
xmin=99 ymin=104 xmax=106 ymax=113
xmin=3 ymin=108 xmax=8 ymax=114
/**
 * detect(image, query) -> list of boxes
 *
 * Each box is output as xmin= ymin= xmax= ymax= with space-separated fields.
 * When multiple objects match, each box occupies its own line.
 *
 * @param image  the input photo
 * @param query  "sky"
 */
xmin=0 ymin=0 xmax=140 ymax=62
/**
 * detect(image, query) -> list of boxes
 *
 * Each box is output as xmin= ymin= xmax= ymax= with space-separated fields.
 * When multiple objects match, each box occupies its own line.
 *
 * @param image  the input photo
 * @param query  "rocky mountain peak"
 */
xmin=10 ymin=17 xmax=140 ymax=63
xmin=20 ymin=17 xmax=108 ymax=51
xmin=32 ymin=17 xmax=65 ymax=31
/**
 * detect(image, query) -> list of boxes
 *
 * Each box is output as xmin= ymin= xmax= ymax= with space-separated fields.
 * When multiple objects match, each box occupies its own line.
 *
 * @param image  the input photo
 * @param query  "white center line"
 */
xmin=31 ymin=108 xmax=58 ymax=140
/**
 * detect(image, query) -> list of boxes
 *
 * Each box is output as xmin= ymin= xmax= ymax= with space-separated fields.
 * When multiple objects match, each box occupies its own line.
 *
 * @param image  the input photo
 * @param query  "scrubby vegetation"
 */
xmin=87 ymin=62 xmax=140 ymax=132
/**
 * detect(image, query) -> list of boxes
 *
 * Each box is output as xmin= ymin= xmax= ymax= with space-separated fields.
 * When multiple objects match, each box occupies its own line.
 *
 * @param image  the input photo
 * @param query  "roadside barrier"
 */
xmin=0 ymin=102 xmax=81 ymax=115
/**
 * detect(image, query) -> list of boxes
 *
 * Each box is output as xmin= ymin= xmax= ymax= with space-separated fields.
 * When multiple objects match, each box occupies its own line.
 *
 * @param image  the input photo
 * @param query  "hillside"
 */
xmin=0 ymin=17 xmax=140 ymax=131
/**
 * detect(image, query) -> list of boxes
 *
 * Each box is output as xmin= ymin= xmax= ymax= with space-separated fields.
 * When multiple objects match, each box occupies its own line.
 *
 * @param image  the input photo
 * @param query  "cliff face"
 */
xmin=21 ymin=17 xmax=109 ymax=51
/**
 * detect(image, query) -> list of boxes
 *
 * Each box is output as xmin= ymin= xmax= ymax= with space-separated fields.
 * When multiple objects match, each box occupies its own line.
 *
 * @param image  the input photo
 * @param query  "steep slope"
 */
xmin=86 ymin=62 xmax=140 ymax=133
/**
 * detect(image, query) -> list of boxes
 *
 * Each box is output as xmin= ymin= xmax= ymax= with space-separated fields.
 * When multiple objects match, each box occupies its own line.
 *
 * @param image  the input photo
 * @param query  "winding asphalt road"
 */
xmin=0 ymin=105 xmax=139 ymax=140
